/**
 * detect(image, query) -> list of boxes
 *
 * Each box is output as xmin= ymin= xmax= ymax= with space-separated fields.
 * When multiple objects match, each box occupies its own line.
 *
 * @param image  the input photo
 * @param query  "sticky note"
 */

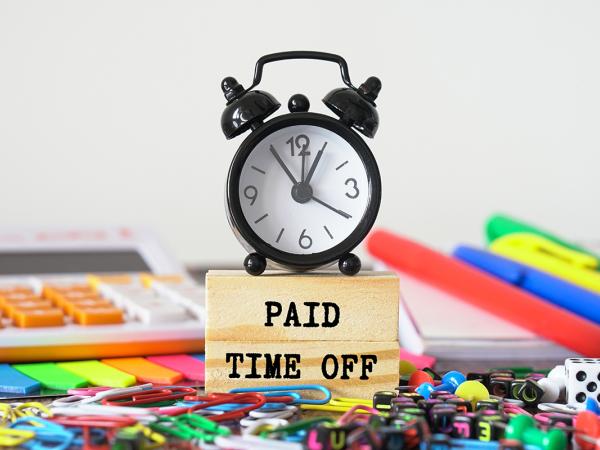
xmin=101 ymin=357 xmax=183 ymax=384
xmin=0 ymin=364 xmax=41 ymax=394
xmin=57 ymin=360 xmax=135 ymax=387
xmin=147 ymin=354 xmax=204 ymax=381
xmin=12 ymin=362 xmax=88 ymax=390
xmin=192 ymin=353 xmax=205 ymax=362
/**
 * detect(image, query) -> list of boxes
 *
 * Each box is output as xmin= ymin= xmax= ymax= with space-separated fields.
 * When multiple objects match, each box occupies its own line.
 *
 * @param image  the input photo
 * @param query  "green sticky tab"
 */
xmin=57 ymin=360 xmax=136 ymax=388
xmin=12 ymin=363 xmax=88 ymax=391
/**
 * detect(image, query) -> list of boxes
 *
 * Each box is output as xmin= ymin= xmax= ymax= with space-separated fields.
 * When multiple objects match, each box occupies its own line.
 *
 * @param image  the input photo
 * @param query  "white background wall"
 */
xmin=1 ymin=1 xmax=598 ymax=266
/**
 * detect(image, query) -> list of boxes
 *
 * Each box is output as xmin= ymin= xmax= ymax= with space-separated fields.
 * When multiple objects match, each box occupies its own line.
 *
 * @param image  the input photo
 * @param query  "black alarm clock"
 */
xmin=220 ymin=51 xmax=382 ymax=276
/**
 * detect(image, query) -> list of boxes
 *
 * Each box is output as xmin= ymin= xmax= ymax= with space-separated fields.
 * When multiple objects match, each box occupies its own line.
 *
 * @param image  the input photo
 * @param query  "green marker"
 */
xmin=485 ymin=213 xmax=600 ymax=263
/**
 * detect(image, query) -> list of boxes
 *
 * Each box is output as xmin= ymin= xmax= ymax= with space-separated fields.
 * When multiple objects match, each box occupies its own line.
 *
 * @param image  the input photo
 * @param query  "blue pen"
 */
xmin=453 ymin=245 xmax=600 ymax=326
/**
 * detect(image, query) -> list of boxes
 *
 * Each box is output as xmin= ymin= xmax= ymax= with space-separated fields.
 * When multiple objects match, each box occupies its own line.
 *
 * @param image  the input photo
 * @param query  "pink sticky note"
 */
xmin=146 ymin=354 xmax=205 ymax=382
xmin=400 ymin=348 xmax=436 ymax=369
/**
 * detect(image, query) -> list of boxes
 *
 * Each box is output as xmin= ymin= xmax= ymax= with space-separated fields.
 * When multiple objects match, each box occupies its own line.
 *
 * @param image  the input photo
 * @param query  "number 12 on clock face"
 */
xmin=237 ymin=124 xmax=372 ymax=255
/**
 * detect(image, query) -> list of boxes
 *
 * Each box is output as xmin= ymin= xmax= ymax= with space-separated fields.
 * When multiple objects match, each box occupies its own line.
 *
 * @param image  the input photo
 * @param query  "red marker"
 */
xmin=367 ymin=229 xmax=600 ymax=356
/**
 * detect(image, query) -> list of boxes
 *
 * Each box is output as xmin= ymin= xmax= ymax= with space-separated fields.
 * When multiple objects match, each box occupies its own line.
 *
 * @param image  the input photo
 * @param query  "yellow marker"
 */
xmin=490 ymin=232 xmax=600 ymax=294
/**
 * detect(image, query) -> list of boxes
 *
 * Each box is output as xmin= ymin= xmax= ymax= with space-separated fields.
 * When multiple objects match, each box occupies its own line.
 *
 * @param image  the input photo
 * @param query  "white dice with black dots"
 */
xmin=565 ymin=357 xmax=600 ymax=408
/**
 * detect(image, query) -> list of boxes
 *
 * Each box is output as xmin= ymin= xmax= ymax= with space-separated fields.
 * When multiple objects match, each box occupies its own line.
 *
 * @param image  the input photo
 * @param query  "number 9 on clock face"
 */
xmin=227 ymin=115 xmax=381 ymax=269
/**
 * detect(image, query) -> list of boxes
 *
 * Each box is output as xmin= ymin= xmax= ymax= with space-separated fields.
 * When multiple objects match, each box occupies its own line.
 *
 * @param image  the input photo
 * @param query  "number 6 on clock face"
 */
xmin=227 ymin=113 xmax=381 ymax=270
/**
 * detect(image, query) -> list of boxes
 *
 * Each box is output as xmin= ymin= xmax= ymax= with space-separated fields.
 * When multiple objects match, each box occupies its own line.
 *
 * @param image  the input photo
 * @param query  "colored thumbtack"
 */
xmin=455 ymin=380 xmax=490 ymax=410
xmin=408 ymin=370 xmax=434 ymax=390
xmin=416 ymin=371 xmax=466 ymax=399
xmin=505 ymin=415 xmax=567 ymax=450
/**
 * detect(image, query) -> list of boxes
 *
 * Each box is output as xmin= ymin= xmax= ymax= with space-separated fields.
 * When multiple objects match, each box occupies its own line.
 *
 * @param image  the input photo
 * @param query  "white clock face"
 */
xmin=238 ymin=124 xmax=371 ymax=255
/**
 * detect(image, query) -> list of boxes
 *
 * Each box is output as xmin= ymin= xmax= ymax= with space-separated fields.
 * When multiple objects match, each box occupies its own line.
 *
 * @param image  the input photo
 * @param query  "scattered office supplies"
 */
xmin=220 ymin=51 xmax=382 ymax=276
xmin=367 ymin=230 xmax=600 ymax=356
xmin=0 ymin=360 xmax=597 ymax=449
xmin=205 ymin=270 xmax=400 ymax=398
xmin=454 ymin=245 xmax=600 ymax=326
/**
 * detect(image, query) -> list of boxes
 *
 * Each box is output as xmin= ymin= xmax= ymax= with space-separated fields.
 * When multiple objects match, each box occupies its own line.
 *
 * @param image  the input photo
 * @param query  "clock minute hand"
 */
xmin=311 ymin=195 xmax=352 ymax=219
xmin=305 ymin=142 xmax=327 ymax=185
xmin=269 ymin=145 xmax=298 ymax=185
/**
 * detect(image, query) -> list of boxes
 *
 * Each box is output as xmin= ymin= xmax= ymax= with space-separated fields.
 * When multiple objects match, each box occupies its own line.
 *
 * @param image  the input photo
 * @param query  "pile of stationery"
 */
xmin=1 ymin=361 xmax=600 ymax=449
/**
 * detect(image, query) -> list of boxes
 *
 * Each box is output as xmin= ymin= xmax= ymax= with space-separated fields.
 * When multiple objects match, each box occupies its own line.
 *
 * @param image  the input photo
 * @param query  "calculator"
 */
xmin=0 ymin=227 xmax=205 ymax=362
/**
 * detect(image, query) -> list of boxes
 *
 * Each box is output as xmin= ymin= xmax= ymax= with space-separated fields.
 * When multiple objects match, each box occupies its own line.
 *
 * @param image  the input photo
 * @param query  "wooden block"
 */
xmin=206 ymin=270 xmax=399 ymax=342
xmin=205 ymin=339 xmax=399 ymax=399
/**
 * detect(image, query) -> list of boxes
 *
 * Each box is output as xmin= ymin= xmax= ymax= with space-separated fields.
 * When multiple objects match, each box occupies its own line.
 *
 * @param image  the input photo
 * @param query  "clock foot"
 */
xmin=244 ymin=253 xmax=267 ymax=276
xmin=339 ymin=253 xmax=361 ymax=276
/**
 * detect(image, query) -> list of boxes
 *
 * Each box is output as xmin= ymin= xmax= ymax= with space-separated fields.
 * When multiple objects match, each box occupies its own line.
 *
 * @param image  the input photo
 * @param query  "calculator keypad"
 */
xmin=0 ymin=274 xmax=204 ymax=328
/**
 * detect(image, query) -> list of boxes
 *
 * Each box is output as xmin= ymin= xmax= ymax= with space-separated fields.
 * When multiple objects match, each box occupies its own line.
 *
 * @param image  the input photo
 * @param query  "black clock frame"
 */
xmin=226 ymin=112 xmax=381 ymax=271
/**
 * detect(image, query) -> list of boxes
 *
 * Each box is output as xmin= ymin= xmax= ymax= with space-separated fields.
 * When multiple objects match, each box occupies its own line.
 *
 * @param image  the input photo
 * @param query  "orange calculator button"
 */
xmin=55 ymin=293 xmax=102 ymax=309
xmin=63 ymin=299 xmax=113 ymax=316
xmin=43 ymin=286 xmax=95 ymax=303
xmin=0 ymin=296 xmax=44 ymax=314
xmin=73 ymin=306 xmax=123 ymax=325
xmin=5 ymin=300 xmax=54 ymax=319
xmin=13 ymin=308 xmax=65 ymax=328
xmin=0 ymin=287 xmax=34 ymax=296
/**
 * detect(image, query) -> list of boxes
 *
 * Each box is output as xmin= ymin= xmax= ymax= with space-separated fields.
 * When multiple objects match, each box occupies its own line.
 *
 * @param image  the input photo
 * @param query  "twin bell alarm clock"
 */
xmin=220 ymin=51 xmax=382 ymax=276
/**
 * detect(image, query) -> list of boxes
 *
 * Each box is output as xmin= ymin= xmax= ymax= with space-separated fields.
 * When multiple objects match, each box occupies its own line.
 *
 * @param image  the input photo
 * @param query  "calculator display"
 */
xmin=0 ymin=250 xmax=151 ymax=275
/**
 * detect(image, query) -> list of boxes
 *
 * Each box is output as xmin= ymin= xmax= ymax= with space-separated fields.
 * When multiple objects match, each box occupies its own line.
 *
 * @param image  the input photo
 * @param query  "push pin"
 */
xmin=416 ymin=371 xmax=466 ymax=399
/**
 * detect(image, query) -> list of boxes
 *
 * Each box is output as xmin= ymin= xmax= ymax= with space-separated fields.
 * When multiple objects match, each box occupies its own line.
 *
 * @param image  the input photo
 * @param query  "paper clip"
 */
xmin=0 ymin=427 xmax=35 ymax=447
xmin=10 ymin=416 xmax=74 ymax=450
xmin=54 ymin=383 xmax=153 ymax=407
xmin=12 ymin=402 xmax=52 ymax=419
xmin=0 ymin=403 xmax=15 ymax=425
xmin=150 ymin=413 xmax=231 ymax=443
xmin=51 ymin=403 xmax=156 ymax=420
xmin=215 ymin=434 xmax=304 ymax=450
xmin=538 ymin=403 xmax=580 ymax=415
xmin=242 ymin=418 xmax=291 ymax=436
xmin=114 ymin=423 xmax=166 ymax=449
xmin=338 ymin=404 xmax=380 ymax=425
xmin=101 ymin=386 xmax=195 ymax=407
xmin=215 ymin=434 xmax=304 ymax=449
xmin=301 ymin=397 xmax=374 ymax=413
xmin=157 ymin=392 xmax=268 ymax=422
xmin=261 ymin=416 xmax=334 ymax=441
xmin=230 ymin=385 xmax=331 ymax=405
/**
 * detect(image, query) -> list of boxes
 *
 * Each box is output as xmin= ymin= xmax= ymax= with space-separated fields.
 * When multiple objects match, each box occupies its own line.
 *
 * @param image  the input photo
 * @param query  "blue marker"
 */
xmin=453 ymin=245 xmax=600 ymax=326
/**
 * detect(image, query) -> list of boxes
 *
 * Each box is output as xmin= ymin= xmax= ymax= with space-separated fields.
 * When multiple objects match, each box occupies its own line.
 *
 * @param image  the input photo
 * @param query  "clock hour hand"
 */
xmin=311 ymin=195 xmax=352 ymax=219
xmin=270 ymin=145 xmax=298 ymax=185
xmin=305 ymin=142 xmax=327 ymax=185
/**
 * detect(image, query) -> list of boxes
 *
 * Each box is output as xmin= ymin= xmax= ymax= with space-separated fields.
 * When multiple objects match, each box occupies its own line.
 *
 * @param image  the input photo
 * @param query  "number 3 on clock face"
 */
xmin=228 ymin=116 xmax=380 ymax=267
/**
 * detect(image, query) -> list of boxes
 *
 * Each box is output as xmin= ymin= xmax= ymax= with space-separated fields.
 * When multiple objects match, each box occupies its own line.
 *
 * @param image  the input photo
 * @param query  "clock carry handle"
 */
xmin=220 ymin=50 xmax=381 ymax=139
xmin=245 ymin=51 xmax=357 ymax=93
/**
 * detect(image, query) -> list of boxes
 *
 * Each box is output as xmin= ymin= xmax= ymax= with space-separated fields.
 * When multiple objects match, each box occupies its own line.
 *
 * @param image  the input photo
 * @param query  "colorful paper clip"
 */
xmin=229 ymin=385 xmax=331 ymax=405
